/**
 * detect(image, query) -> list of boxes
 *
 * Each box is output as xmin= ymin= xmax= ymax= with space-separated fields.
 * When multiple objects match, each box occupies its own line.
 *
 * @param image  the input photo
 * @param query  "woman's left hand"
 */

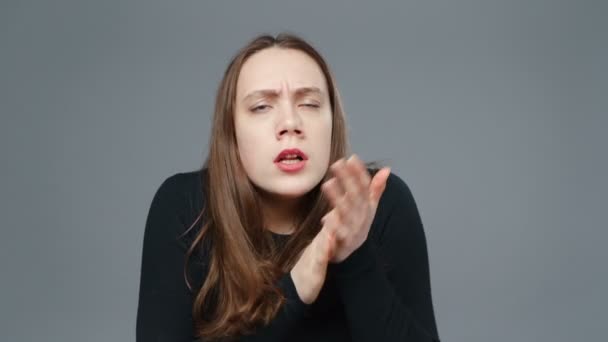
xmin=320 ymin=155 xmax=391 ymax=263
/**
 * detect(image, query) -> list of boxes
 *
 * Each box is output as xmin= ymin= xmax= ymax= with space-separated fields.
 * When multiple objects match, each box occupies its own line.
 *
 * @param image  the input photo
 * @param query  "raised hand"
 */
xmin=320 ymin=155 xmax=391 ymax=263
xmin=290 ymin=155 xmax=390 ymax=303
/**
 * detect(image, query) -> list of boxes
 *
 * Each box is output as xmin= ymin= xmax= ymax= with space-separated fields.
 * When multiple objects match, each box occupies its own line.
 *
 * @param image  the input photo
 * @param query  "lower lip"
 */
xmin=275 ymin=159 xmax=307 ymax=172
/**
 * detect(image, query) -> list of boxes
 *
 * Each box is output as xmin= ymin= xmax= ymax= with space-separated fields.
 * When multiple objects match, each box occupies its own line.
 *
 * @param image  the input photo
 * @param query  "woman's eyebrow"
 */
xmin=242 ymin=89 xmax=279 ymax=103
xmin=242 ymin=87 xmax=323 ymax=102
xmin=294 ymin=86 xmax=322 ymax=98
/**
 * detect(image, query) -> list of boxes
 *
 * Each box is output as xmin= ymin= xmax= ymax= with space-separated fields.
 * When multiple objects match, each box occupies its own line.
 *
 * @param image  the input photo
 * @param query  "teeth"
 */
xmin=280 ymin=159 xmax=301 ymax=164
xmin=279 ymin=153 xmax=302 ymax=162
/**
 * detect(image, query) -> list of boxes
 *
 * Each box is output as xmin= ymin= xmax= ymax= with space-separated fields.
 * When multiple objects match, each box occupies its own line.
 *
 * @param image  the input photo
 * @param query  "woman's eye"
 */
xmin=301 ymin=103 xmax=320 ymax=109
xmin=251 ymin=105 xmax=270 ymax=112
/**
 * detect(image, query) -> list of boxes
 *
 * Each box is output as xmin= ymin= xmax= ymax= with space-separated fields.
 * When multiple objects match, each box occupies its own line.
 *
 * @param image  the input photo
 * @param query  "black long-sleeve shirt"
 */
xmin=136 ymin=168 xmax=440 ymax=341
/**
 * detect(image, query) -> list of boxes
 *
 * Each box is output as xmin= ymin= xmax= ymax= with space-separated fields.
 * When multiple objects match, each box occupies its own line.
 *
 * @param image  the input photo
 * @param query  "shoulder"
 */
xmin=382 ymin=171 xmax=416 ymax=210
xmin=366 ymin=168 xmax=416 ymax=213
xmin=151 ymin=168 xmax=208 ymax=213
xmin=146 ymin=168 xmax=208 ymax=249
xmin=367 ymin=169 xmax=422 ymax=242
xmin=154 ymin=169 xmax=205 ymax=201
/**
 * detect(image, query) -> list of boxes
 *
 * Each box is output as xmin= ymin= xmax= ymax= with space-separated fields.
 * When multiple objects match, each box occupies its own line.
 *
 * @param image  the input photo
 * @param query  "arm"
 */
xmin=331 ymin=173 xmax=441 ymax=341
xmin=136 ymin=175 xmax=200 ymax=342
xmin=136 ymin=174 xmax=311 ymax=342
xmin=242 ymin=272 xmax=312 ymax=341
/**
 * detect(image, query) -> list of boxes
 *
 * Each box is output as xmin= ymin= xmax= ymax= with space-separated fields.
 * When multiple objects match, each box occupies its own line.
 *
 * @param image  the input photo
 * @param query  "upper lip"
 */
xmin=274 ymin=148 xmax=309 ymax=162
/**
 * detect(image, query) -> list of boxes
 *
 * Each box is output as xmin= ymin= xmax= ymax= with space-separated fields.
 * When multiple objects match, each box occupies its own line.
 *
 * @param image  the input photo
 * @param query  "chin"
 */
xmin=273 ymin=184 xmax=312 ymax=198
xmin=277 ymin=189 xmax=310 ymax=199
xmin=260 ymin=181 xmax=316 ymax=200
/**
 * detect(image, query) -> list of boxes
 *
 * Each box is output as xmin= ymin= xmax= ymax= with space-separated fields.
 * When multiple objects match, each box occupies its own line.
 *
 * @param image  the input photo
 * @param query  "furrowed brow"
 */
xmin=242 ymin=89 xmax=280 ymax=103
xmin=294 ymin=87 xmax=322 ymax=98
xmin=242 ymin=87 xmax=323 ymax=102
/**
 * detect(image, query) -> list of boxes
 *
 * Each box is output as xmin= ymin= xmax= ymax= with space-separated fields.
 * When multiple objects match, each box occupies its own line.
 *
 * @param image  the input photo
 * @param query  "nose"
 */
xmin=276 ymin=105 xmax=304 ymax=139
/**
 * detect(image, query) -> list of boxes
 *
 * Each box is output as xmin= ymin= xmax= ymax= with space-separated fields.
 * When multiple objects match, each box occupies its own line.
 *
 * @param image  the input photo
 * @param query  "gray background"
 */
xmin=1 ymin=0 xmax=606 ymax=341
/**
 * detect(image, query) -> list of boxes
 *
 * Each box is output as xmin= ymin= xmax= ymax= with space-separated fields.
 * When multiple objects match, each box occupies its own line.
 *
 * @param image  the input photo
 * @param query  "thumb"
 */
xmin=315 ymin=229 xmax=336 ymax=272
xmin=321 ymin=213 xmax=329 ymax=226
xmin=369 ymin=167 xmax=391 ymax=206
xmin=314 ymin=227 xmax=335 ymax=270
xmin=326 ymin=230 xmax=336 ymax=261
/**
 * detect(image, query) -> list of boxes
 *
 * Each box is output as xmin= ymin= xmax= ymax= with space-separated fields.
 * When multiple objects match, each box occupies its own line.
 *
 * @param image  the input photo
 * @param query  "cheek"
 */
xmin=318 ymin=114 xmax=333 ymax=144
xmin=235 ymin=122 xmax=267 ymax=167
xmin=311 ymin=114 xmax=333 ymax=162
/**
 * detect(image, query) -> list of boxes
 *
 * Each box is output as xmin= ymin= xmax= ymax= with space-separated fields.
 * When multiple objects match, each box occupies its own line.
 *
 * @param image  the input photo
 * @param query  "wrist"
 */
xmin=289 ymin=267 xmax=315 ymax=305
xmin=331 ymin=238 xmax=376 ymax=277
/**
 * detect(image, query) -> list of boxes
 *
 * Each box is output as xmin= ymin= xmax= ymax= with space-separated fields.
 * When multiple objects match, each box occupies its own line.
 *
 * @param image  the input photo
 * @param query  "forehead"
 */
xmin=236 ymin=47 xmax=328 ymax=98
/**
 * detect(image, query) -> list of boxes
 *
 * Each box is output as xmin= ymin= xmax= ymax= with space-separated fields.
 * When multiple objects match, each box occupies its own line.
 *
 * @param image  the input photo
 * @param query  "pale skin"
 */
xmin=291 ymin=156 xmax=391 ymax=304
xmin=234 ymin=47 xmax=333 ymax=235
xmin=232 ymin=47 xmax=391 ymax=303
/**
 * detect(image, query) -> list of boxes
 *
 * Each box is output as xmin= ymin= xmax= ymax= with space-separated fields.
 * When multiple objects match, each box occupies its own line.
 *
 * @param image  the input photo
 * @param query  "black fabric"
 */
xmin=136 ymin=168 xmax=440 ymax=341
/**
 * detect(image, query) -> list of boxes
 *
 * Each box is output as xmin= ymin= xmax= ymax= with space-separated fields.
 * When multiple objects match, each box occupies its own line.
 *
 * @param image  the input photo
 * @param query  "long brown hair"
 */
xmin=184 ymin=33 xmax=355 ymax=340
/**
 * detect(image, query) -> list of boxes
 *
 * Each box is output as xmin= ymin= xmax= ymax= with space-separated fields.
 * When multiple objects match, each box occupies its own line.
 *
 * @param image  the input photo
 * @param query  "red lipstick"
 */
xmin=274 ymin=148 xmax=308 ymax=173
xmin=274 ymin=148 xmax=309 ymax=162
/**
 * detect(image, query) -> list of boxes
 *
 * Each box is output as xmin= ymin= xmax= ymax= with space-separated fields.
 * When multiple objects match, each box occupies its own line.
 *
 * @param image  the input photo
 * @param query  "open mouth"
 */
xmin=278 ymin=156 xmax=304 ymax=164
xmin=274 ymin=148 xmax=308 ymax=163
xmin=275 ymin=152 xmax=307 ymax=172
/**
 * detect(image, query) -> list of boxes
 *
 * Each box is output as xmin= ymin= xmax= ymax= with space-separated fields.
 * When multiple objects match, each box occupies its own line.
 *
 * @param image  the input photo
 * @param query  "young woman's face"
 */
xmin=234 ymin=47 xmax=333 ymax=200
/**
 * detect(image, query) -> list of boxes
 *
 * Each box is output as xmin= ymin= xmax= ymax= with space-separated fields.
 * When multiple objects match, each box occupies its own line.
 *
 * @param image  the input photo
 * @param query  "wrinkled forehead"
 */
xmin=236 ymin=48 xmax=329 ymax=101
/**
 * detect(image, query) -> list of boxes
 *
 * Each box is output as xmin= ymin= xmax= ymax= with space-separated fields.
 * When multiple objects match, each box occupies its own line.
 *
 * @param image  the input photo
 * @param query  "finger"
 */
xmin=323 ymin=180 xmax=355 ymax=227
xmin=369 ymin=167 xmax=391 ymax=206
xmin=350 ymin=154 xmax=372 ymax=191
xmin=323 ymin=225 xmax=339 ymax=261
xmin=335 ymin=225 xmax=348 ymax=242
xmin=321 ymin=178 xmax=343 ymax=209
xmin=321 ymin=210 xmax=340 ymax=230
xmin=330 ymin=159 xmax=352 ymax=195
xmin=321 ymin=177 xmax=352 ymax=219
xmin=314 ymin=228 xmax=332 ymax=269
xmin=330 ymin=159 xmax=357 ymax=199
xmin=326 ymin=230 xmax=336 ymax=260
xmin=324 ymin=210 xmax=348 ymax=242
xmin=330 ymin=159 xmax=362 ymax=214
xmin=345 ymin=155 xmax=370 ymax=207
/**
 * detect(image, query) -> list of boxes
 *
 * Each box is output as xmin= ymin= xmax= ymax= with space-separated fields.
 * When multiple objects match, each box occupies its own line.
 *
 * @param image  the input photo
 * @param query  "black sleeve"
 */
xmin=136 ymin=174 xmax=311 ymax=342
xmin=330 ymin=173 xmax=441 ymax=341
xmin=136 ymin=175 xmax=200 ymax=341
xmin=239 ymin=272 xmax=312 ymax=341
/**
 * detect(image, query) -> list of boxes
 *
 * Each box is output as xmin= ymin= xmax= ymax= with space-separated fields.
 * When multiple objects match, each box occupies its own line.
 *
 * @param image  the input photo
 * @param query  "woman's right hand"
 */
xmin=290 ymin=225 xmax=336 ymax=304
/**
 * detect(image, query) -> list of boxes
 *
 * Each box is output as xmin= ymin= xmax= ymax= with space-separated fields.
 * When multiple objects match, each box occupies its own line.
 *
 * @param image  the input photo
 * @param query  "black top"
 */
xmin=136 ymin=168 xmax=440 ymax=341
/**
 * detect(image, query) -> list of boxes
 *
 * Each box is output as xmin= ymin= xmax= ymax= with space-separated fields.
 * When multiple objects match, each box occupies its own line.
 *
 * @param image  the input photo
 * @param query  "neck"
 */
xmin=258 ymin=191 xmax=303 ymax=235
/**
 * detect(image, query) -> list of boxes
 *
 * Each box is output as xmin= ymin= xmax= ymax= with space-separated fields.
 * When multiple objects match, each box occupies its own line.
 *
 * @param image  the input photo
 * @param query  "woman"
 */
xmin=136 ymin=33 xmax=440 ymax=341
